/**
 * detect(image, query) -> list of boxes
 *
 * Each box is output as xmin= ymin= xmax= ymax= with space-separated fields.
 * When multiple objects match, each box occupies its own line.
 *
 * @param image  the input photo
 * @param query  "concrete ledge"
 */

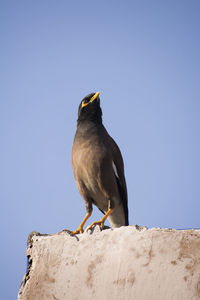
xmin=18 ymin=226 xmax=200 ymax=300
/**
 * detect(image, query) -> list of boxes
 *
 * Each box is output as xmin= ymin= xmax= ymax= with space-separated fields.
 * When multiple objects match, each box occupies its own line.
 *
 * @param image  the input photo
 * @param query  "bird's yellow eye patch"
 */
xmin=82 ymin=100 xmax=90 ymax=107
xmin=81 ymin=92 xmax=100 ymax=108
xmin=81 ymin=100 xmax=89 ymax=107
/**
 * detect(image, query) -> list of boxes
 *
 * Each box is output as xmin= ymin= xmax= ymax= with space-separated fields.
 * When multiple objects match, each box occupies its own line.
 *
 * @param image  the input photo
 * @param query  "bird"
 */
xmin=71 ymin=91 xmax=128 ymax=234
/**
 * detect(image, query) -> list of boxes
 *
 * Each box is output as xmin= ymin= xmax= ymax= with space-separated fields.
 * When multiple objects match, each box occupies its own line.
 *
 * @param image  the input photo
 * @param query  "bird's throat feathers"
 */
xmin=77 ymin=106 xmax=103 ymax=126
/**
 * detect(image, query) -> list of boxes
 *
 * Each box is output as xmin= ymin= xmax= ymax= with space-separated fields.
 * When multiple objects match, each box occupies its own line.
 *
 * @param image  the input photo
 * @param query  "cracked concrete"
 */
xmin=18 ymin=226 xmax=200 ymax=300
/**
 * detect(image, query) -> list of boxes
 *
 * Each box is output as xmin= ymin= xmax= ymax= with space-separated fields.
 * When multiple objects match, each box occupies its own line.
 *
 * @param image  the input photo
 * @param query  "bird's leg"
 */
xmin=87 ymin=200 xmax=113 ymax=231
xmin=68 ymin=201 xmax=93 ymax=235
xmin=70 ymin=211 xmax=92 ymax=235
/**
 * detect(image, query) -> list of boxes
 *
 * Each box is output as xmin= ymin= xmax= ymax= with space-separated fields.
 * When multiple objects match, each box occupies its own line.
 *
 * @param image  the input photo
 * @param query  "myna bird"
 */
xmin=71 ymin=92 xmax=128 ymax=234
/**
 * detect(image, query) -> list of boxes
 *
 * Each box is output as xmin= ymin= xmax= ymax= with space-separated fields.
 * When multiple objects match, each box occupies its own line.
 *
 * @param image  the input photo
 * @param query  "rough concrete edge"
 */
xmin=18 ymin=231 xmax=50 ymax=296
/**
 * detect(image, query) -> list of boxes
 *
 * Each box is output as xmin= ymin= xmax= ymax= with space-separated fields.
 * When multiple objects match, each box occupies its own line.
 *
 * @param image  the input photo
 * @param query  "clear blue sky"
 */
xmin=1 ymin=1 xmax=200 ymax=298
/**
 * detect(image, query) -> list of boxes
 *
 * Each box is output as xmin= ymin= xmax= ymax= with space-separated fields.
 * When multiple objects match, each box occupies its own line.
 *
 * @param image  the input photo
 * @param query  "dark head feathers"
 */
xmin=77 ymin=92 xmax=102 ymax=124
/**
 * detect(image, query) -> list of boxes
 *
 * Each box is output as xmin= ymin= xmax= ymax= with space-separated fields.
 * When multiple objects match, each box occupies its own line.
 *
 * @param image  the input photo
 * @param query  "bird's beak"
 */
xmin=90 ymin=91 xmax=100 ymax=103
xmin=82 ymin=91 xmax=100 ymax=108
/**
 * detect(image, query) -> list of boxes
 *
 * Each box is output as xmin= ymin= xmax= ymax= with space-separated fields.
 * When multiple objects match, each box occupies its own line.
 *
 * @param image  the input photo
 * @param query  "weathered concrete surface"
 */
xmin=18 ymin=226 xmax=200 ymax=300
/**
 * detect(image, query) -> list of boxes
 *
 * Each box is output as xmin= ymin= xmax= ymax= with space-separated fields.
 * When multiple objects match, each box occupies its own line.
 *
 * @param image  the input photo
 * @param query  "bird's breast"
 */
xmin=72 ymin=138 xmax=106 ymax=193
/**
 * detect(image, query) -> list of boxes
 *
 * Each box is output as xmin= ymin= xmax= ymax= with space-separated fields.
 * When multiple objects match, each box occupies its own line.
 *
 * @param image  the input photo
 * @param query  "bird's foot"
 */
xmin=60 ymin=226 xmax=84 ymax=236
xmin=86 ymin=220 xmax=105 ymax=232
xmin=87 ymin=208 xmax=113 ymax=232
xmin=86 ymin=208 xmax=113 ymax=232
xmin=60 ymin=212 xmax=92 ymax=236
xmin=70 ymin=226 xmax=84 ymax=236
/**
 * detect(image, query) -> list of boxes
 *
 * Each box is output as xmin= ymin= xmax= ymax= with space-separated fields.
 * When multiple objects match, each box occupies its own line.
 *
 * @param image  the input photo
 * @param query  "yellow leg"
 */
xmin=87 ymin=208 xmax=113 ymax=231
xmin=70 ymin=212 xmax=92 ymax=235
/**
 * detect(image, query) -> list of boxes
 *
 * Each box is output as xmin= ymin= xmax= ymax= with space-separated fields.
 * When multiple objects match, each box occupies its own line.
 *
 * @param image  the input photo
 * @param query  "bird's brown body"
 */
xmin=71 ymin=92 xmax=128 ymax=233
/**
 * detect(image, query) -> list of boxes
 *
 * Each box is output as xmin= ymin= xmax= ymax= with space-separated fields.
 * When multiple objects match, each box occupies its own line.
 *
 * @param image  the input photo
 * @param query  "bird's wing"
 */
xmin=108 ymin=135 xmax=129 ymax=225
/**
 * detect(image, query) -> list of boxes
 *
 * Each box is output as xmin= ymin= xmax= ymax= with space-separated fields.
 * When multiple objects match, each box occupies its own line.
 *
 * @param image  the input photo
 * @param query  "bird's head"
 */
xmin=77 ymin=92 xmax=102 ymax=124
